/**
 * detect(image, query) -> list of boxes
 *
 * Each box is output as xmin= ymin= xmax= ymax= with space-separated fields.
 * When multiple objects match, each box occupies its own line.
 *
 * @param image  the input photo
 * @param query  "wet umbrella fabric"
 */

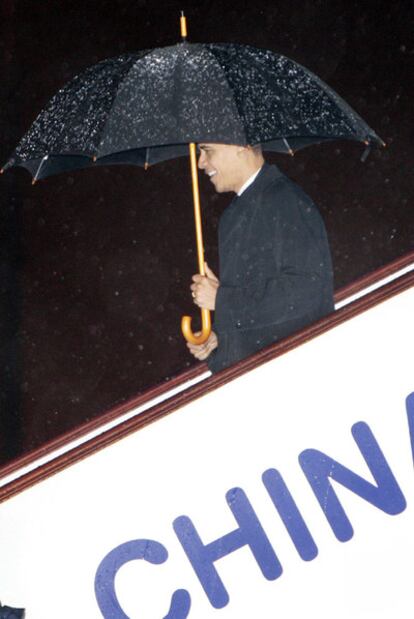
xmin=3 ymin=40 xmax=383 ymax=344
xmin=3 ymin=42 xmax=382 ymax=180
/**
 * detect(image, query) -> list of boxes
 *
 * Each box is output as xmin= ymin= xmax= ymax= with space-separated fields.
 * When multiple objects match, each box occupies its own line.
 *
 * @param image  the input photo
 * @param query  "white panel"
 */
xmin=0 ymin=287 xmax=413 ymax=619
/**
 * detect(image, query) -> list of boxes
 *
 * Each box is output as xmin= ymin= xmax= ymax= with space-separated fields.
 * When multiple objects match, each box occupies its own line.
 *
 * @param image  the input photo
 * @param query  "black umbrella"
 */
xmin=2 ymin=14 xmax=383 ymax=343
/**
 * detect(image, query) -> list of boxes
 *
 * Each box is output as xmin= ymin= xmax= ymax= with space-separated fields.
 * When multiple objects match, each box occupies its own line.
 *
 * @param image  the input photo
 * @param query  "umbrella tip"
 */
xmin=365 ymin=137 xmax=386 ymax=148
xmin=1 ymin=158 xmax=14 ymax=173
xmin=180 ymin=11 xmax=187 ymax=41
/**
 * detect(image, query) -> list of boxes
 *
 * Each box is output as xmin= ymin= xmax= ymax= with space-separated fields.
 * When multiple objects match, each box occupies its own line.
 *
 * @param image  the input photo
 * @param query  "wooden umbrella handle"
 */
xmin=181 ymin=143 xmax=212 ymax=345
xmin=181 ymin=309 xmax=211 ymax=345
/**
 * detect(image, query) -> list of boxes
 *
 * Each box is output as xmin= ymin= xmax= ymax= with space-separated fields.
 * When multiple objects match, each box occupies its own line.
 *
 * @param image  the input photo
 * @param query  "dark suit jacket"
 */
xmin=208 ymin=163 xmax=334 ymax=373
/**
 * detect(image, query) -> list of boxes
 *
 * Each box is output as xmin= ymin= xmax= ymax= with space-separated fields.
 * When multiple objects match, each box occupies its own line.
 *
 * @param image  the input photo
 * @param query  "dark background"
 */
xmin=0 ymin=0 xmax=413 ymax=464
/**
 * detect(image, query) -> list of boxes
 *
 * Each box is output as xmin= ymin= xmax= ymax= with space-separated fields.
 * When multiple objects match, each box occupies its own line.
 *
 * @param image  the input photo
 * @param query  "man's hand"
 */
xmin=191 ymin=263 xmax=219 ymax=310
xmin=187 ymin=331 xmax=218 ymax=361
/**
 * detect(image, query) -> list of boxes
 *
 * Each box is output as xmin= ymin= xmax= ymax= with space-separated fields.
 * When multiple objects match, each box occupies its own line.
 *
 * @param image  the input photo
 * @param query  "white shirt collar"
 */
xmin=237 ymin=166 xmax=263 ymax=196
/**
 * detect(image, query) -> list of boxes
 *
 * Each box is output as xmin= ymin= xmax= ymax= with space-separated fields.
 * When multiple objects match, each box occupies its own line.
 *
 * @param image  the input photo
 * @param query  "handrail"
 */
xmin=334 ymin=250 xmax=414 ymax=303
xmin=1 ymin=251 xmax=414 ymax=502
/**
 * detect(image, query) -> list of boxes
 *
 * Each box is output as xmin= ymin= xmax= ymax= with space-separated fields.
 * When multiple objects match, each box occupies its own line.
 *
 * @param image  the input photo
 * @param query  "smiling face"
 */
xmin=198 ymin=143 xmax=246 ymax=194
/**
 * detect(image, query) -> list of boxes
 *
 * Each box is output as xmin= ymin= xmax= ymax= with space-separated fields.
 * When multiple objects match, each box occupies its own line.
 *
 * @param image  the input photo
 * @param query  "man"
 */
xmin=187 ymin=143 xmax=334 ymax=373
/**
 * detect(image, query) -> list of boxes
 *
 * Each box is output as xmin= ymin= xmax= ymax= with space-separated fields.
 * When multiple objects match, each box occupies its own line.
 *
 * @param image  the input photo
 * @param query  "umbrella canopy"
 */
xmin=2 ymin=30 xmax=383 ymax=344
xmin=3 ymin=41 xmax=382 ymax=180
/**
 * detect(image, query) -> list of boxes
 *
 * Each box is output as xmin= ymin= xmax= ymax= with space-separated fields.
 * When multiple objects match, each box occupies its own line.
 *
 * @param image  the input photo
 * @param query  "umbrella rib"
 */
xmin=95 ymin=48 xmax=155 ymax=158
xmin=32 ymin=155 xmax=49 ymax=184
xmin=282 ymin=138 xmax=294 ymax=156
xmin=203 ymin=44 xmax=248 ymax=145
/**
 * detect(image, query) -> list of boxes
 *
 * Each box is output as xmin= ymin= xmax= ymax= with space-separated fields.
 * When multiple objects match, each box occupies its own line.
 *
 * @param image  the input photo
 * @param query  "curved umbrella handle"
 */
xmin=181 ymin=142 xmax=212 ymax=345
xmin=181 ymin=308 xmax=211 ymax=344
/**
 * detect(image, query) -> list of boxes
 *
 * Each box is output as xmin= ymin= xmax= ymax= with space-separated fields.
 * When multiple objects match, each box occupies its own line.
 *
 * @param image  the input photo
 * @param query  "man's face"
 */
xmin=198 ymin=143 xmax=243 ymax=194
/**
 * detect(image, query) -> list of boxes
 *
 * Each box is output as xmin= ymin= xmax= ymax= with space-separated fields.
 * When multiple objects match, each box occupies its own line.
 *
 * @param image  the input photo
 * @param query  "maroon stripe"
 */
xmin=1 ymin=253 xmax=413 ymax=503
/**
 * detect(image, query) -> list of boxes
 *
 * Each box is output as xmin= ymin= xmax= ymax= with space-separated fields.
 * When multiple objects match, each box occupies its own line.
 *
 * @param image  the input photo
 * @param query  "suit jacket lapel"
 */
xmin=218 ymin=164 xmax=283 ymax=248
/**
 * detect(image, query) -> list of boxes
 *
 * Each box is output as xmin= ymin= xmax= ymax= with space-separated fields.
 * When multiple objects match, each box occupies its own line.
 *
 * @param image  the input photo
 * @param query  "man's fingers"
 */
xmin=187 ymin=344 xmax=208 ymax=360
xmin=186 ymin=331 xmax=218 ymax=361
